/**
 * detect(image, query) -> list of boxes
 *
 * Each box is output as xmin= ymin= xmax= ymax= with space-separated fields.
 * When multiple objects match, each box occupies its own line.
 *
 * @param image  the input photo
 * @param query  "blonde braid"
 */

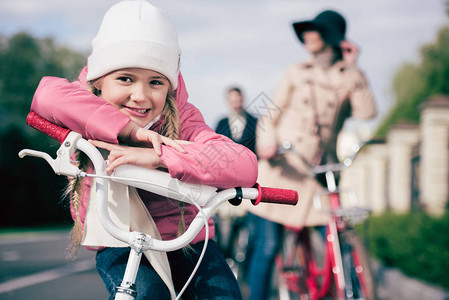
xmin=65 ymin=152 xmax=89 ymax=260
xmin=60 ymin=82 xmax=99 ymax=260
xmin=159 ymin=93 xmax=190 ymax=239
xmin=160 ymin=93 xmax=180 ymax=140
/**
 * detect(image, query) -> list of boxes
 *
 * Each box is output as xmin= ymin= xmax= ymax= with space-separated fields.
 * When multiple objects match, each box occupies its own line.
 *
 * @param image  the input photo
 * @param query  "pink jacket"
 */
xmin=31 ymin=67 xmax=258 ymax=244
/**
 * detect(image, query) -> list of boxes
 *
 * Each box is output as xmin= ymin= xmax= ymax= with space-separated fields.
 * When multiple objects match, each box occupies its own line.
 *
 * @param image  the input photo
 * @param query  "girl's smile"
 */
xmin=123 ymin=106 xmax=151 ymax=116
xmin=95 ymin=68 xmax=170 ymax=128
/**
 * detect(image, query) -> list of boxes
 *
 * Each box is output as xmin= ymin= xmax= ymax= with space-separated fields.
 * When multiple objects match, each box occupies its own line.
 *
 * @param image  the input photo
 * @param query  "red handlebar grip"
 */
xmin=26 ymin=112 xmax=71 ymax=143
xmin=252 ymin=183 xmax=298 ymax=206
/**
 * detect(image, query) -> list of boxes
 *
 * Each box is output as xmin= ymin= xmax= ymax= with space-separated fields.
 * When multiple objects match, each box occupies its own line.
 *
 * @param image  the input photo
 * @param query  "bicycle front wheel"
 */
xmin=339 ymin=231 xmax=376 ymax=300
xmin=276 ymin=228 xmax=319 ymax=300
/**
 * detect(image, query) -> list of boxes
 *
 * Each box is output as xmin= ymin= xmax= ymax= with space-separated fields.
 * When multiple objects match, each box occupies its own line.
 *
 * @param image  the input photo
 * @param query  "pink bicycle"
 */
xmin=275 ymin=141 xmax=376 ymax=300
xmin=19 ymin=112 xmax=299 ymax=300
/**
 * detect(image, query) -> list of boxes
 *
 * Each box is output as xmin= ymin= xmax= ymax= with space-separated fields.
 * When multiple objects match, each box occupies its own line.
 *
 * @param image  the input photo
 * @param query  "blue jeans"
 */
xmin=96 ymin=240 xmax=242 ymax=300
xmin=246 ymin=213 xmax=282 ymax=300
xmin=245 ymin=214 xmax=327 ymax=300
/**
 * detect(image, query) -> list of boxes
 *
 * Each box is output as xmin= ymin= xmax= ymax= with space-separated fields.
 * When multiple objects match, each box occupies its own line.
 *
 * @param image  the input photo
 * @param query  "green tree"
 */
xmin=0 ymin=32 xmax=85 ymax=122
xmin=376 ymin=25 xmax=449 ymax=137
xmin=0 ymin=32 xmax=86 ymax=227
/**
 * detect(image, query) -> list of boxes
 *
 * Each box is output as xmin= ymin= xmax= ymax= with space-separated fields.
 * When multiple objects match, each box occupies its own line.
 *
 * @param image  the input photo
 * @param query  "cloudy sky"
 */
xmin=0 ymin=0 xmax=447 ymax=132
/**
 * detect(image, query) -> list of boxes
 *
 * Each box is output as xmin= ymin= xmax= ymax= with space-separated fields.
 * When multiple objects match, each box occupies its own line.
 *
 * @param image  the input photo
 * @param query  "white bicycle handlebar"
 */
xmin=19 ymin=112 xmax=299 ymax=252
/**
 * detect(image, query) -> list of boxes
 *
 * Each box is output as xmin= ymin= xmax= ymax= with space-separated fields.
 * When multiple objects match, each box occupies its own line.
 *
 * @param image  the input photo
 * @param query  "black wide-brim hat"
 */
xmin=293 ymin=10 xmax=346 ymax=46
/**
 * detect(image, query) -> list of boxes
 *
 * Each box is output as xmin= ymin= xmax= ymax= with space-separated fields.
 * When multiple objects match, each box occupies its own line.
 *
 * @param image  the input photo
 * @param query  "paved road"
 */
xmin=0 ymin=230 xmax=108 ymax=300
xmin=3 ymin=229 xmax=445 ymax=300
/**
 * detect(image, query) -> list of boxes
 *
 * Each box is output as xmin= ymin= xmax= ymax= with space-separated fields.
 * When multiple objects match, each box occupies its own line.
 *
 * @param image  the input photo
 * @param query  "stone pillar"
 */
xmin=341 ymin=143 xmax=389 ymax=214
xmin=340 ymin=151 xmax=369 ymax=209
xmin=366 ymin=143 xmax=388 ymax=214
xmin=419 ymin=96 xmax=449 ymax=216
xmin=387 ymin=124 xmax=420 ymax=213
xmin=338 ymin=130 xmax=371 ymax=212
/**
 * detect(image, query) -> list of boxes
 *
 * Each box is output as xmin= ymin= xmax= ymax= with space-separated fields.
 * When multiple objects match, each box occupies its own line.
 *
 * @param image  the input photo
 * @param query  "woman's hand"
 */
xmin=119 ymin=121 xmax=188 ymax=155
xmin=89 ymin=140 xmax=167 ymax=173
xmin=257 ymin=144 xmax=277 ymax=160
xmin=340 ymin=40 xmax=360 ymax=66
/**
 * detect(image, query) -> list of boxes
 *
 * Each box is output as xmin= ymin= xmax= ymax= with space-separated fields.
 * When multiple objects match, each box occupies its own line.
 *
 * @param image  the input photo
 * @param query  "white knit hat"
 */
xmin=86 ymin=0 xmax=181 ymax=89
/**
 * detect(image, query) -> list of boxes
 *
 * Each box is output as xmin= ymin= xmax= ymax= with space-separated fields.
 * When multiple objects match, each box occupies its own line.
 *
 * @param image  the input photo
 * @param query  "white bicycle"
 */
xmin=19 ymin=112 xmax=298 ymax=300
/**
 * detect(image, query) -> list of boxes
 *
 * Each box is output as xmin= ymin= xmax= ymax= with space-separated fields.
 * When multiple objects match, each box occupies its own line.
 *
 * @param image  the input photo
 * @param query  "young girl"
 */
xmin=31 ymin=1 xmax=257 ymax=299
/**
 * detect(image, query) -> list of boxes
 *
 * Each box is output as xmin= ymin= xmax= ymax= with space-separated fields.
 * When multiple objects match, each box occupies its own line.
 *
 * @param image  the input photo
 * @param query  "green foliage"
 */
xmin=376 ymin=27 xmax=449 ymax=137
xmin=0 ymin=32 xmax=86 ymax=121
xmin=362 ymin=211 xmax=449 ymax=289
xmin=0 ymin=32 xmax=86 ymax=227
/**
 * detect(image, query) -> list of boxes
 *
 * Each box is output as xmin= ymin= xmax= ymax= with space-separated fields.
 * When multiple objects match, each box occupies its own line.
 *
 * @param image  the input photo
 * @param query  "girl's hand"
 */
xmin=119 ymin=122 xmax=187 ymax=155
xmin=89 ymin=140 xmax=167 ymax=172
xmin=340 ymin=40 xmax=360 ymax=66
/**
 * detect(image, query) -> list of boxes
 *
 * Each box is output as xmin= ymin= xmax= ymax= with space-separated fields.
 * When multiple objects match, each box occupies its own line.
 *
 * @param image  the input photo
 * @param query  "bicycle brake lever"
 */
xmin=19 ymin=149 xmax=58 ymax=170
xmin=276 ymin=141 xmax=292 ymax=155
xmin=18 ymin=132 xmax=83 ymax=177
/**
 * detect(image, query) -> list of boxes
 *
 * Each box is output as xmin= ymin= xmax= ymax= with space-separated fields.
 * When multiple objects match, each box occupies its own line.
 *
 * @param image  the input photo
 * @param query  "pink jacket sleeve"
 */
xmin=31 ymin=76 xmax=130 ymax=143
xmin=161 ymin=103 xmax=258 ymax=189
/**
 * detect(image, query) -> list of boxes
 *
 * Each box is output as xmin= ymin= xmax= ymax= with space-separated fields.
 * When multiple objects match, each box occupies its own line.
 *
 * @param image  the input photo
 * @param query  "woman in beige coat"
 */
xmin=245 ymin=10 xmax=377 ymax=300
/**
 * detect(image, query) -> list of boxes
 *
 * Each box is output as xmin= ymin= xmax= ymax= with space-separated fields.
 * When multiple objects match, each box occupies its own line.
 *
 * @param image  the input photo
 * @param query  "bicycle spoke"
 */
xmin=339 ymin=231 xmax=376 ymax=300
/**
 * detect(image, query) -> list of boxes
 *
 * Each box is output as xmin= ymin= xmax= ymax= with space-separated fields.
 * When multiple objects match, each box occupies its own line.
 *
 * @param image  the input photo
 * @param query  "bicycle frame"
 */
xmin=314 ymin=168 xmax=371 ymax=299
xmin=276 ymin=142 xmax=372 ymax=300
xmin=316 ymin=192 xmax=347 ymax=299
xmin=19 ymin=112 xmax=299 ymax=300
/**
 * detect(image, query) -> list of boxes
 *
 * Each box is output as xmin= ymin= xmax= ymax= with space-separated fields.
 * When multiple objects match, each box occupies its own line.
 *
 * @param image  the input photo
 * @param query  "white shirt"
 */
xmin=228 ymin=111 xmax=246 ymax=141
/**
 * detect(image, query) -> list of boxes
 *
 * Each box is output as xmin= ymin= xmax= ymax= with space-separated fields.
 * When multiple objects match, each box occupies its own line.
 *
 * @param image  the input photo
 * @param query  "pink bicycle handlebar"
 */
xmin=252 ymin=183 xmax=298 ymax=206
xmin=26 ymin=111 xmax=71 ymax=143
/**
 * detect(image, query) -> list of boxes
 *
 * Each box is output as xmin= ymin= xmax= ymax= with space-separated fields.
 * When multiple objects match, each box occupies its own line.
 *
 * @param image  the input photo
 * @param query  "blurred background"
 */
xmin=0 ymin=0 xmax=448 ymax=299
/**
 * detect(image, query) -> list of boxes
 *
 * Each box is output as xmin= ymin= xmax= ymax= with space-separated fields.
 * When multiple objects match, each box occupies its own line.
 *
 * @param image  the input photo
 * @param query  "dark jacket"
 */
xmin=215 ymin=111 xmax=258 ymax=155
